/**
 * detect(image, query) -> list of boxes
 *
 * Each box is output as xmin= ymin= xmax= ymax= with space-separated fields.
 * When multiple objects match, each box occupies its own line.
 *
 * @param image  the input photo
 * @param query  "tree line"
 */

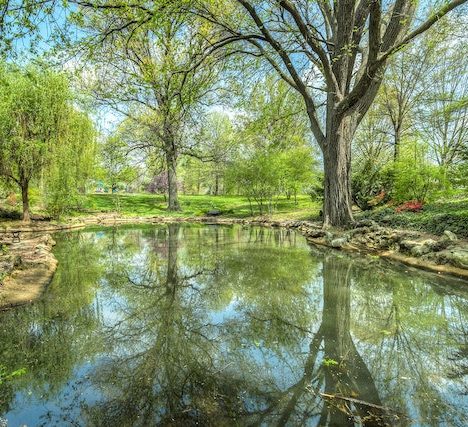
xmin=0 ymin=0 xmax=466 ymax=224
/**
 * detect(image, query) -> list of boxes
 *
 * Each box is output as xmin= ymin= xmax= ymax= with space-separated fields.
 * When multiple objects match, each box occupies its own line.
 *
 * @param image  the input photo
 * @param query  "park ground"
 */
xmin=1 ymin=193 xmax=467 ymax=238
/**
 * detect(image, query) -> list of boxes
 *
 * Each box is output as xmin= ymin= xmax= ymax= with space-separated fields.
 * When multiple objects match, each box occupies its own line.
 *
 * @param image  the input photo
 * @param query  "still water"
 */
xmin=0 ymin=224 xmax=467 ymax=426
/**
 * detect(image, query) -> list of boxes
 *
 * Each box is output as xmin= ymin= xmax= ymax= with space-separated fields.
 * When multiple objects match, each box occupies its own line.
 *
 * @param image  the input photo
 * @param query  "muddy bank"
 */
xmin=0 ymin=234 xmax=57 ymax=310
xmin=0 ymin=213 xmax=467 ymax=309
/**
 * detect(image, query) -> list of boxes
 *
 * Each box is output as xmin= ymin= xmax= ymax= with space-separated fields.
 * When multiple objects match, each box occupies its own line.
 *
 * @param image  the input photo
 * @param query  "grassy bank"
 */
xmin=74 ymin=193 xmax=322 ymax=221
xmin=1 ymin=193 xmax=467 ymax=238
xmin=77 ymin=194 xmax=321 ymax=220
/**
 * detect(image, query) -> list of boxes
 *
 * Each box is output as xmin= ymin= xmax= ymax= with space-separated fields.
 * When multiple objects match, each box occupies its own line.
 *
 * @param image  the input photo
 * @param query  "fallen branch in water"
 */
xmin=319 ymin=392 xmax=408 ymax=420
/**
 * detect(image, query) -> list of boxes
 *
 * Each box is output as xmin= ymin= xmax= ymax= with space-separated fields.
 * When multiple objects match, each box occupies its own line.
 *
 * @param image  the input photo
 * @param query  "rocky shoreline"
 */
xmin=297 ymin=220 xmax=468 ymax=279
xmin=0 ymin=213 xmax=467 ymax=309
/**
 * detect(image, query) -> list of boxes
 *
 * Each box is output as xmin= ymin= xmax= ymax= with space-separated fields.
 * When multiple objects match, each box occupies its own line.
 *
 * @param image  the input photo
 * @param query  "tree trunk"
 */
xmin=21 ymin=180 xmax=31 ymax=222
xmin=393 ymin=125 xmax=402 ymax=161
xmin=214 ymin=173 xmax=219 ymax=196
xmin=322 ymin=116 xmax=355 ymax=227
xmin=165 ymin=141 xmax=180 ymax=211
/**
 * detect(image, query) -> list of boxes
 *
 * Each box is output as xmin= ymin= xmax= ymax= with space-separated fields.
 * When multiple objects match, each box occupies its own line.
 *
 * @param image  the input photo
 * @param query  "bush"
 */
xmin=395 ymin=200 xmax=424 ymax=213
xmin=352 ymin=164 xmax=394 ymax=210
xmin=358 ymin=200 xmax=468 ymax=237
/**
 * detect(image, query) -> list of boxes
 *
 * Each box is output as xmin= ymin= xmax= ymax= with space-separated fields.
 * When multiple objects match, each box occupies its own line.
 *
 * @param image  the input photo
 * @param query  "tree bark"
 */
xmin=164 ymin=137 xmax=181 ymax=211
xmin=322 ymin=116 xmax=356 ymax=227
xmin=393 ymin=123 xmax=402 ymax=161
xmin=21 ymin=180 xmax=31 ymax=222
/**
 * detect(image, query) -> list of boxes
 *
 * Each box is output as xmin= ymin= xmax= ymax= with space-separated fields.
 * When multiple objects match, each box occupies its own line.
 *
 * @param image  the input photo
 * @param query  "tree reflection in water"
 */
xmin=0 ymin=224 xmax=467 ymax=426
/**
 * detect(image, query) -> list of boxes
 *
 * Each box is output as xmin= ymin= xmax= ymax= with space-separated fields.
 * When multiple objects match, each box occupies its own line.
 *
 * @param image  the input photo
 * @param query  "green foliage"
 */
xmin=45 ymin=109 xmax=97 ymax=218
xmin=184 ymin=111 xmax=238 ymax=195
xmin=0 ymin=63 xmax=97 ymax=220
xmin=100 ymin=136 xmax=138 ymax=193
xmin=0 ymin=365 xmax=26 ymax=385
xmin=220 ymin=77 xmax=318 ymax=214
xmin=279 ymin=146 xmax=317 ymax=204
xmin=227 ymin=150 xmax=282 ymax=215
xmin=239 ymin=77 xmax=309 ymax=151
xmin=393 ymin=140 xmax=446 ymax=202
xmin=352 ymin=164 xmax=394 ymax=210
xmin=352 ymin=107 xmax=394 ymax=209
xmin=226 ymin=146 xmax=317 ymax=215
xmin=322 ymin=358 xmax=339 ymax=367
xmin=0 ymin=64 xmax=69 ymax=185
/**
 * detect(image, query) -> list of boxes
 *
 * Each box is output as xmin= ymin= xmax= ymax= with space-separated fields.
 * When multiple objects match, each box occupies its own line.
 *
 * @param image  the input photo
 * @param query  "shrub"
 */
xmin=395 ymin=200 xmax=424 ymax=213
xmin=352 ymin=164 xmax=394 ymax=210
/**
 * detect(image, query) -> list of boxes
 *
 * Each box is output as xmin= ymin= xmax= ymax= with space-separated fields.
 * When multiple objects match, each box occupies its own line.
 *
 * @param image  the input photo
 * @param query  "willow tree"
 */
xmin=45 ymin=108 xmax=97 ymax=218
xmin=183 ymin=0 xmax=467 ymax=226
xmin=0 ymin=65 xmax=69 ymax=221
xmin=73 ymin=6 xmax=222 ymax=211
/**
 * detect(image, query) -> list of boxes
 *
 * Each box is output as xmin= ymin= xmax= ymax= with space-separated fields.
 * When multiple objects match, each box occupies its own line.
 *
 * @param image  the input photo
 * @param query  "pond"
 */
xmin=0 ymin=224 xmax=467 ymax=426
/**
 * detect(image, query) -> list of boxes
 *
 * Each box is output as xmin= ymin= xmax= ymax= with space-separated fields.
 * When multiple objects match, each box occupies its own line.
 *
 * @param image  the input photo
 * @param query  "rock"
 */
xmin=420 ymin=239 xmax=438 ymax=250
xmin=38 ymin=234 xmax=56 ymax=246
xmin=307 ymin=229 xmax=327 ymax=238
xmin=437 ymin=248 xmax=468 ymax=269
xmin=411 ymin=244 xmax=431 ymax=257
xmin=443 ymin=230 xmax=458 ymax=242
xmin=400 ymin=239 xmax=420 ymax=251
xmin=30 ymin=213 xmax=52 ymax=221
xmin=324 ymin=231 xmax=334 ymax=242
xmin=206 ymin=210 xmax=222 ymax=217
xmin=330 ymin=237 xmax=348 ymax=248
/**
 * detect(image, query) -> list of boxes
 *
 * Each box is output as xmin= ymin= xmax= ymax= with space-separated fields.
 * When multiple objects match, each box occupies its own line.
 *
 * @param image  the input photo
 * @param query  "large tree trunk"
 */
xmin=322 ymin=116 xmax=356 ymax=227
xmin=165 ymin=139 xmax=180 ymax=212
xmin=20 ymin=180 xmax=31 ymax=222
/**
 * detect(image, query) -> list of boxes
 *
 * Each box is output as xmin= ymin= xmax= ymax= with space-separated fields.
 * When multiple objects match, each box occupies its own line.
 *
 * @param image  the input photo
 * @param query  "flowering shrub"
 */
xmin=395 ymin=200 xmax=424 ymax=213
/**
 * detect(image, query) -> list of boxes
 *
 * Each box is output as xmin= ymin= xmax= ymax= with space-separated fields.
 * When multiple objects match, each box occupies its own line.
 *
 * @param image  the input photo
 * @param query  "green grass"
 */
xmin=357 ymin=198 xmax=468 ymax=238
xmin=73 ymin=193 xmax=321 ymax=221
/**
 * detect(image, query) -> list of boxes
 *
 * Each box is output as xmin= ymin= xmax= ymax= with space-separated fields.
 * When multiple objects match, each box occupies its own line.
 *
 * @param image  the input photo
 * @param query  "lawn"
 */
xmin=77 ymin=193 xmax=322 ymax=221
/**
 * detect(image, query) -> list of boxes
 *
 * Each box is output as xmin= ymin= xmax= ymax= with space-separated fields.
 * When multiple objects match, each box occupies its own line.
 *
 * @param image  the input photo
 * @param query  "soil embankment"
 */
xmin=0 ymin=233 xmax=57 ymax=310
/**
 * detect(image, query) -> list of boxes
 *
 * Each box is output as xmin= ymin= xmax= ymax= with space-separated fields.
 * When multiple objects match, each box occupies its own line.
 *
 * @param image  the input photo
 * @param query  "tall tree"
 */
xmin=0 ymin=65 xmax=69 ymax=221
xmin=193 ymin=111 xmax=237 ymax=195
xmin=73 ymin=6 xmax=222 ymax=210
xmin=380 ymin=41 xmax=434 ymax=161
xmin=0 ymin=0 xmax=56 ymax=54
xmin=417 ymin=24 xmax=468 ymax=174
xmin=45 ymin=108 xmax=97 ymax=218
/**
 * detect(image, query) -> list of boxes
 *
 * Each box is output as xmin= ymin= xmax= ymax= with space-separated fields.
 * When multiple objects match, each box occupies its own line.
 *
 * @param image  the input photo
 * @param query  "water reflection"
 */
xmin=0 ymin=224 xmax=467 ymax=426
